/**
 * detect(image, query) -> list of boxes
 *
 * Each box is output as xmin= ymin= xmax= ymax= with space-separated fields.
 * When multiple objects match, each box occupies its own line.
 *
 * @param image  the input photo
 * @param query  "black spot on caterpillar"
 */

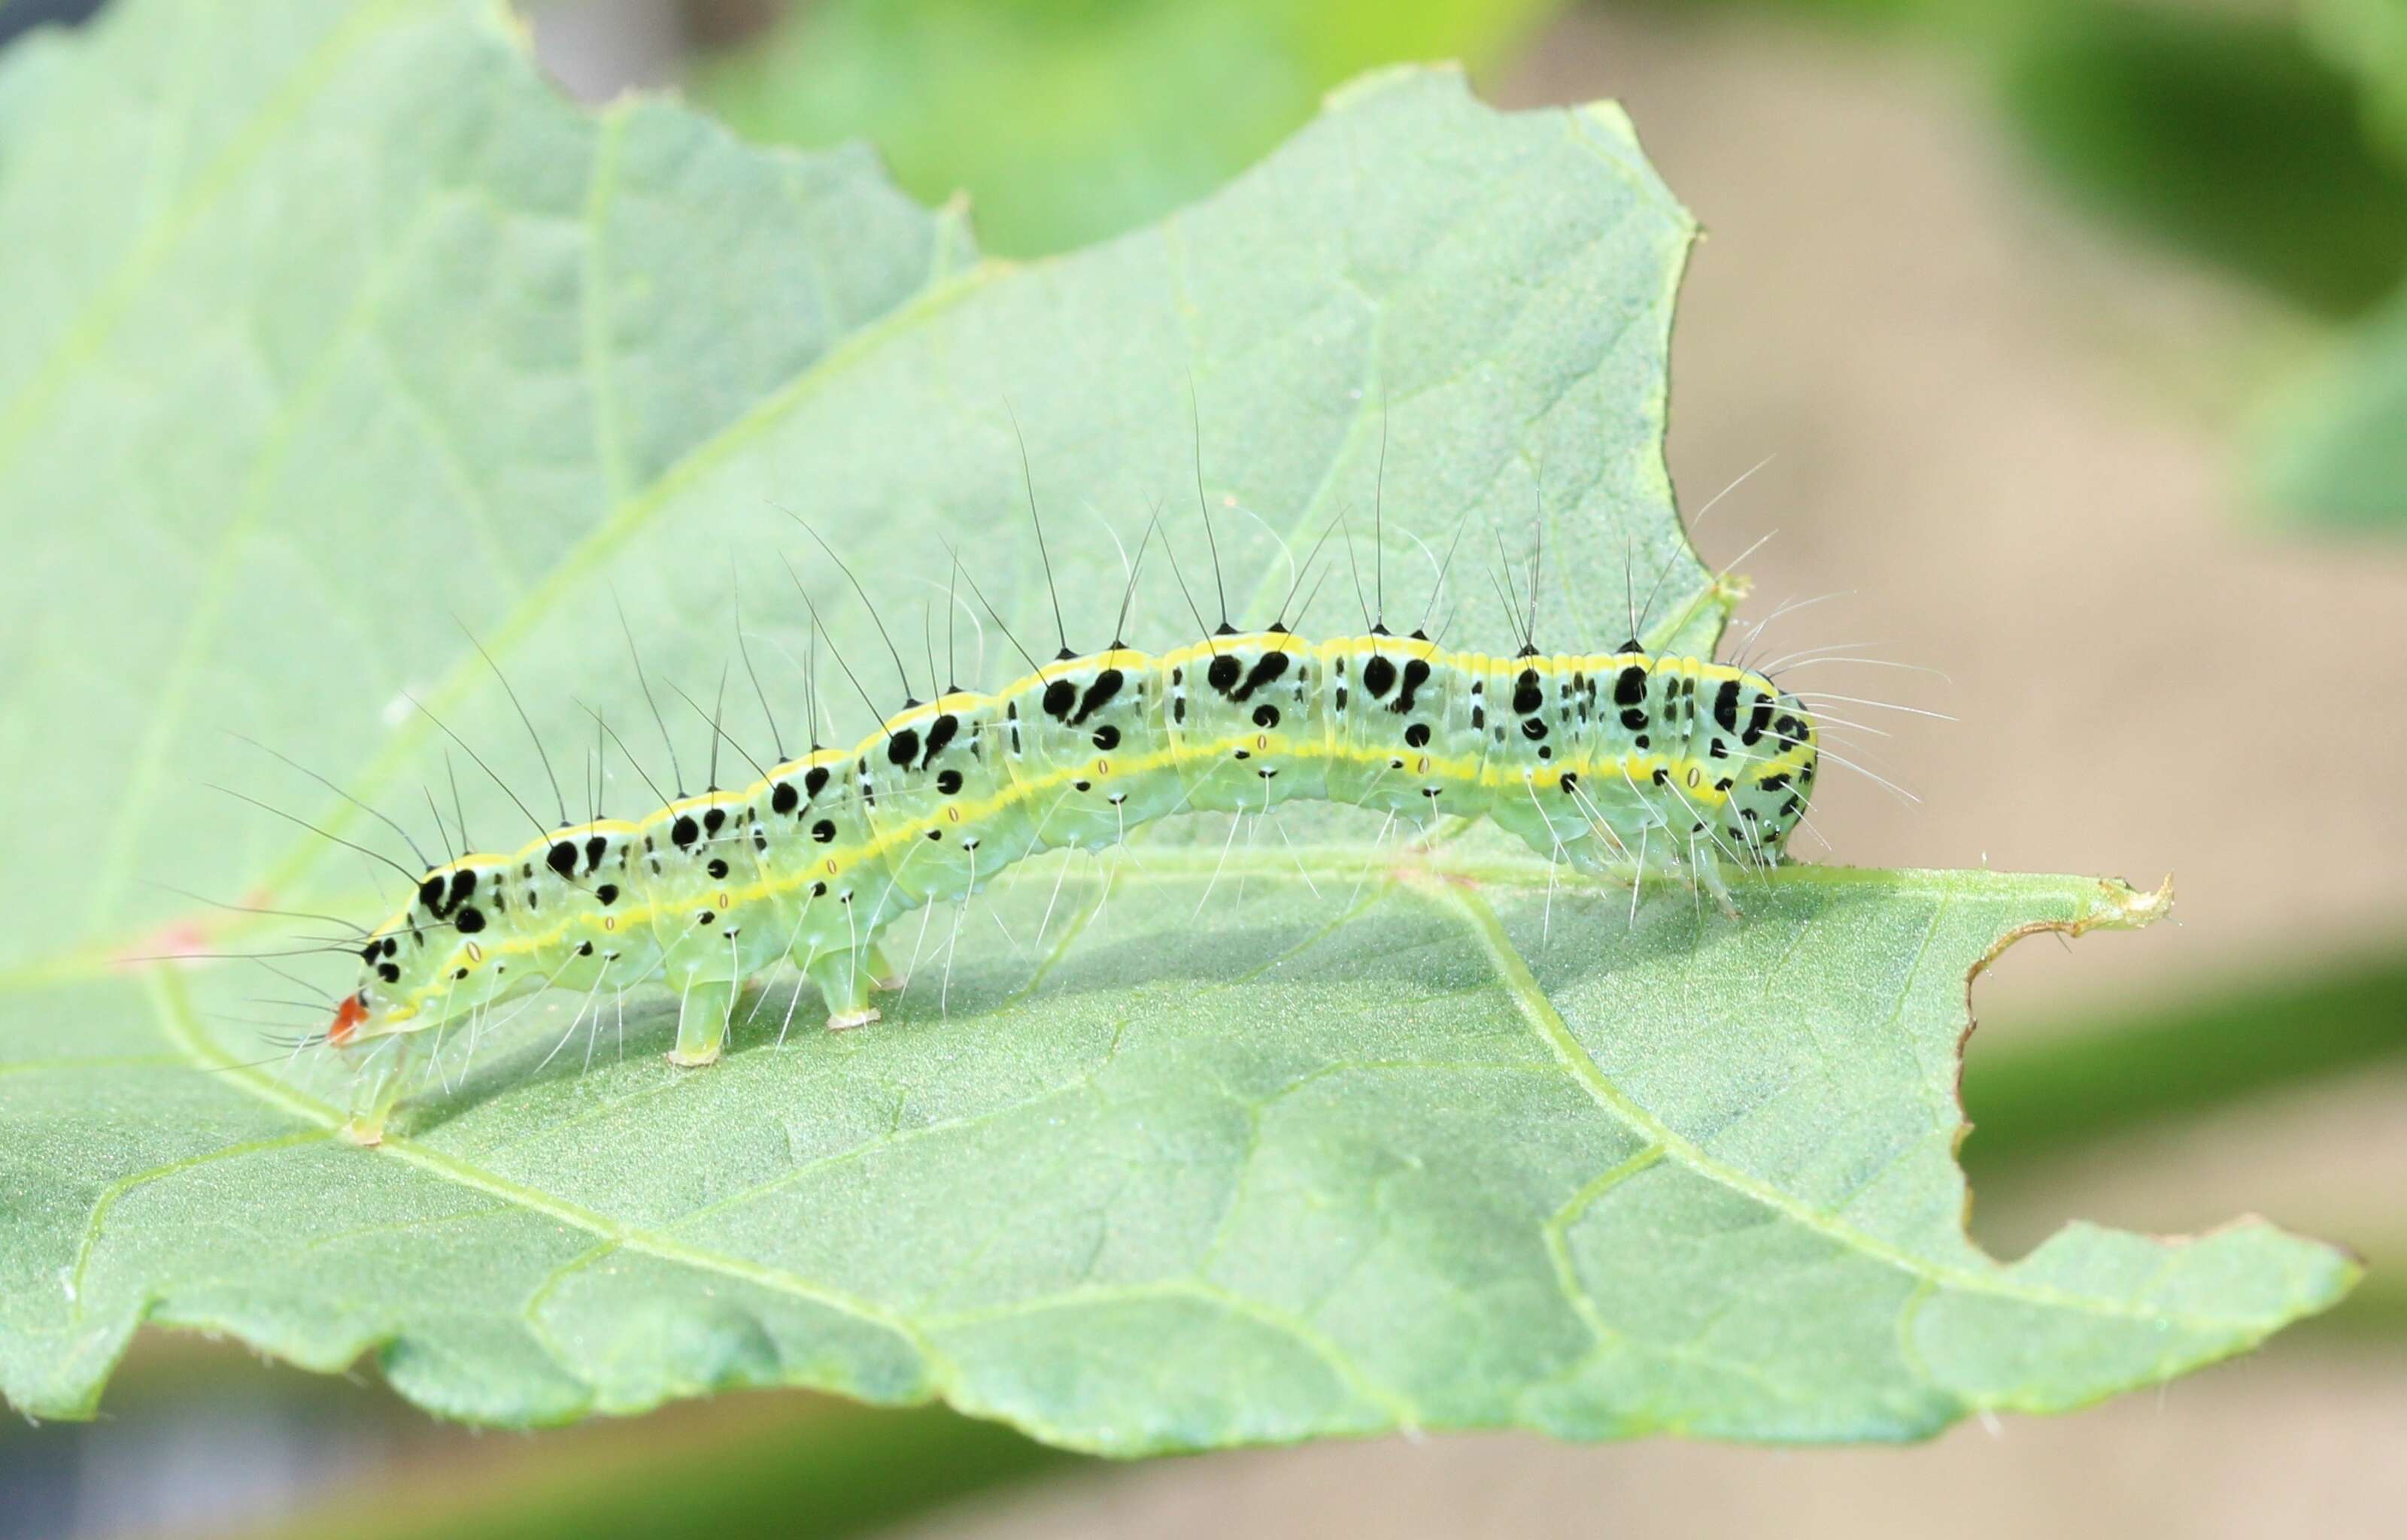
xmin=300 ymin=511 xmax=1823 ymax=1147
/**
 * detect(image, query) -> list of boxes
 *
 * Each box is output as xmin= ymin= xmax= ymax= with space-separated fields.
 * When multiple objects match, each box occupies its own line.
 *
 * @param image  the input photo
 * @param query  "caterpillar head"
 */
xmin=332 ymin=929 xmax=424 ymax=1045
xmin=331 ymin=861 xmax=505 ymax=1044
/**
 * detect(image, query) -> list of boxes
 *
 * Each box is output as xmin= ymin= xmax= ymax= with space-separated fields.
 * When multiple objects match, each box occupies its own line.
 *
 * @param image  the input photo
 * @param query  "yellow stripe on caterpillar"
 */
xmin=329 ymin=631 xmax=1819 ymax=1144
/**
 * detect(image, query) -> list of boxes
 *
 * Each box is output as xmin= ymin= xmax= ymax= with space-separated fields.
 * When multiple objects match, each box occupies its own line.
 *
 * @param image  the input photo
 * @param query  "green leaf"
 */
xmin=1996 ymin=1 xmax=2407 ymax=319
xmin=0 ymin=0 xmax=2352 ymax=1451
xmin=2308 ymin=0 xmax=2407 ymax=171
xmin=260 ymin=1399 xmax=1079 ymax=1540
xmin=2251 ymin=1 xmax=2407 ymax=528
xmin=1965 ymin=938 xmax=2407 ymax=1172
xmin=691 ymin=0 xmax=1559 ymax=256
xmin=2256 ymin=282 xmax=2407 ymax=528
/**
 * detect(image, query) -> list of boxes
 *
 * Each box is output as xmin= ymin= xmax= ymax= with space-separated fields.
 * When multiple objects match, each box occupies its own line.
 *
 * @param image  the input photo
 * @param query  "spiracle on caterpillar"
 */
xmin=310 ymin=577 xmax=1822 ymax=1144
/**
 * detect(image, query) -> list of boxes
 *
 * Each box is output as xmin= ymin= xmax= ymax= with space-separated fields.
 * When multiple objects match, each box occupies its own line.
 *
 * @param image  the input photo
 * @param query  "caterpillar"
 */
xmin=318 ymin=572 xmax=1822 ymax=1145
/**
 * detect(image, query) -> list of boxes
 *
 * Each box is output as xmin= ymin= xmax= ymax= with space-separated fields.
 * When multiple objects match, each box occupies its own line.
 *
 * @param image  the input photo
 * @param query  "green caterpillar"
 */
xmin=329 ymin=626 xmax=1820 ymax=1144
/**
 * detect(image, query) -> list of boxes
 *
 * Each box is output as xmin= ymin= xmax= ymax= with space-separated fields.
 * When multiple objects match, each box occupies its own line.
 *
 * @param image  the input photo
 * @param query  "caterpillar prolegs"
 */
xmin=329 ymin=626 xmax=1820 ymax=1144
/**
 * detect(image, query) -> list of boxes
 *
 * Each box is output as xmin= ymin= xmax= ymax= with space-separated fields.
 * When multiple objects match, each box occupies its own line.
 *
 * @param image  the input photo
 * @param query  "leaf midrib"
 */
xmin=103 ymin=851 xmax=2255 ymax=1390
xmin=0 ymin=847 xmax=2140 ymax=995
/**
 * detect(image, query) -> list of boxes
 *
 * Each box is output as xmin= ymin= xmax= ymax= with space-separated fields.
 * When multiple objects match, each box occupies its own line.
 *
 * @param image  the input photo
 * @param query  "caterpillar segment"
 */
xmin=329 ymin=634 xmax=1818 ymax=1144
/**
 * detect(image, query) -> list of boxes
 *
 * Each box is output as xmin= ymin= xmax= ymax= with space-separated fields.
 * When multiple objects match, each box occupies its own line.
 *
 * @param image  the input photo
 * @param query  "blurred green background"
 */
xmin=4 ymin=0 xmax=2402 ymax=1535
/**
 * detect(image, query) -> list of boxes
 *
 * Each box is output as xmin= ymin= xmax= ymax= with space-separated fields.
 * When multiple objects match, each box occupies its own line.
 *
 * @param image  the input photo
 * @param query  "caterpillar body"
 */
xmin=329 ymin=626 xmax=1819 ymax=1144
